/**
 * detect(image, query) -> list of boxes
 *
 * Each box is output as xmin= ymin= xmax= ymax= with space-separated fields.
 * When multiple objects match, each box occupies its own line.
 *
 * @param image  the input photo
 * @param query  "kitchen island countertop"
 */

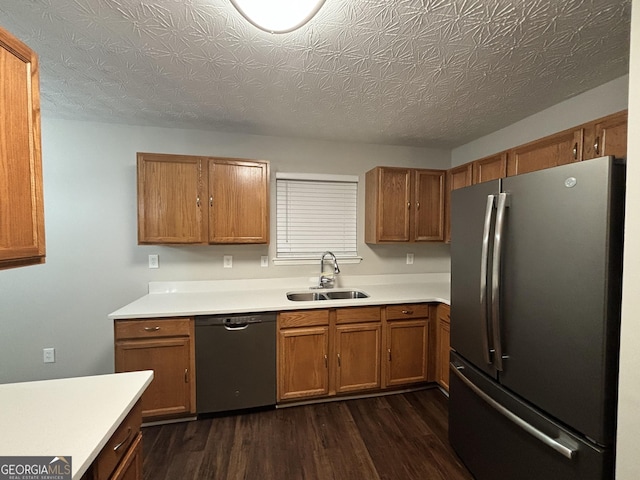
xmin=108 ymin=273 xmax=450 ymax=319
xmin=0 ymin=370 xmax=153 ymax=479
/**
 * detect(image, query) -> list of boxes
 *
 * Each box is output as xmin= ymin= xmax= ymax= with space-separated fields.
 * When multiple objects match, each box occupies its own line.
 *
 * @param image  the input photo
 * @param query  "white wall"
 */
xmin=616 ymin=0 xmax=640 ymax=477
xmin=451 ymin=75 xmax=629 ymax=167
xmin=0 ymin=119 xmax=450 ymax=384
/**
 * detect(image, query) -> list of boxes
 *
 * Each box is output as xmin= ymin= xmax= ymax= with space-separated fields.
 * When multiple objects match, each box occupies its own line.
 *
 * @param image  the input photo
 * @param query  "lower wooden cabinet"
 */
xmin=384 ymin=304 xmax=430 ymax=387
xmin=277 ymin=304 xmax=434 ymax=403
xmin=82 ymin=400 xmax=143 ymax=480
xmin=114 ymin=318 xmax=196 ymax=421
xmin=335 ymin=307 xmax=382 ymax=394
xmin=278 ymin=323 xmax=330 ymax=401
xmin=435 ymin=304 xmax=451 ymax=391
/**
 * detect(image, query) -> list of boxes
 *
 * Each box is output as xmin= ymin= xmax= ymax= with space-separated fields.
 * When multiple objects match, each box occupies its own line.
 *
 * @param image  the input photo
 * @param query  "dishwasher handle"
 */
xmin=224 ymin=320 xmax=249 ymax=331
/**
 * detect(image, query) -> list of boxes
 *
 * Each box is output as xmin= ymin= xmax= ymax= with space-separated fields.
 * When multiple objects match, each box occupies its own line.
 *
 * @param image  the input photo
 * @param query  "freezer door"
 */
xmin=449 ymin=352 xmax=613 ymax=480
xmin=450 ymin=180 xmax=500 ymax=378
xmin=498 ymin=156 xmax=624 ymax=445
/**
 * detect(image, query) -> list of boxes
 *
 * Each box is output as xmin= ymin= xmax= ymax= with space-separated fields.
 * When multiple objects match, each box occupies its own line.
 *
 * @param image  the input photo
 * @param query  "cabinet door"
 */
xmin=366 ymin=167 xmax=411 ymax=242
xmin=413 ymin=169 xmax=445 ymax=241
xmin=585 ymin=111 xmax=627 ymax=160
xmin=507 ymin=128 xmax=583 ymax=176
xmin=115 ymin=337 xmax=193 ymax=419
xmin=335 ymin=323 xmax=381 ymax=393
xmin=277 ymin=326 xmax=329 ymax=401
xmin=0 ymin=27 xmax=45 ymax=268
xmin=137 ymin=153 xmax=205 ymax=244
xmin=385 ymin=319 xmax=429 ymax=387
xmin=436 ymin=304 xmax=451 ymax=391
xmin=208 ymin=159 xmax=269 ymax=244
xmin=473 ymin=152 xmax=507 ymax=184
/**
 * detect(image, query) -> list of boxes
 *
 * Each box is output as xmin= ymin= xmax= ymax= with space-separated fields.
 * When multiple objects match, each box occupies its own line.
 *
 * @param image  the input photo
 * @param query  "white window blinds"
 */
xmin=276 ymin=173 xmax=358 ymax=259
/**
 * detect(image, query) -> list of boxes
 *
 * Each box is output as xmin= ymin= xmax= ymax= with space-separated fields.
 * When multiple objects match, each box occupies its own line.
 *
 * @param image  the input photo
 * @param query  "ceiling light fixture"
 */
xmin=230 ymin=0 xmax=326 ymax=34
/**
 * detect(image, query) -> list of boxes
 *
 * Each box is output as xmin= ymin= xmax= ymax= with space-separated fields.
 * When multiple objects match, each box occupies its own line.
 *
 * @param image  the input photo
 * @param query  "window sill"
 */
xmin=272 ymin=256 xmax=363 ymax=266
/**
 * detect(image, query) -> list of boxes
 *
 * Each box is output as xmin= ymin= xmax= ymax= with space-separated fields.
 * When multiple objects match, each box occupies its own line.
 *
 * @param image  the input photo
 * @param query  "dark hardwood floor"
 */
xmin=142 ymin=387 xmax=473 ymax=480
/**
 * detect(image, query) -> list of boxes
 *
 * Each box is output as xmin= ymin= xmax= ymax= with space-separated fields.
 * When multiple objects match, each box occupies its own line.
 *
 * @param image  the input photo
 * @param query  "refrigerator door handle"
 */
xmin=450 ymin=364 xmax=577 ymax=460
xmin=480 ymin=194 xmax=495 ymax=365
xmin=491 ymin=192 xmax=508 ymax=371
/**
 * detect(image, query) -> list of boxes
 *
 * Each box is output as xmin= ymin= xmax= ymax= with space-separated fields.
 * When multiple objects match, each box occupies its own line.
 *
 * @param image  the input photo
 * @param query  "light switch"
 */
xmin=148 ymin=254 xmax=159 ymax=269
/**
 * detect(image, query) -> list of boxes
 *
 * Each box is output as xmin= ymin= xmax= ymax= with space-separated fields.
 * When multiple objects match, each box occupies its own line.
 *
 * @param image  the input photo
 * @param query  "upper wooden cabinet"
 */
xmin=0 ymin=27 xmax=45 ymax=269
xmin=365 ymin=166 xmax=445 ymax=243
xmin=583 ymin=110 xmax=628 ymax=160
xmin=507 ymin=127 xmax=583 ymax=176
xmin=137 ymin=153 xmax=269 ymax=244
xmin=473 ymin=152 xmax=507 ymax=184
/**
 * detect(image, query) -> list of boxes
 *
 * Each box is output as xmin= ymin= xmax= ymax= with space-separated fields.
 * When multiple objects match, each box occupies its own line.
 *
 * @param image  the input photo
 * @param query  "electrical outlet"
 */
xmin=406 ymin=253 xmax=414 ymax=265
xmin=43 ymin=348 xmax=55 ymax=363
xmin=148 ymin=254 xmax=159 ymax=269
xmin=223 ymin=255 xmax=233 ymax=268
xmin=261 ymin=256 xmax=269 ymax=267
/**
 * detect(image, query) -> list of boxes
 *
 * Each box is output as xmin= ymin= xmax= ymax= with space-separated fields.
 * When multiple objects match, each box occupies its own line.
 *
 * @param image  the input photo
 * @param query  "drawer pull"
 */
xmin=144 ymin=326 xmax=160 ymax=332
xmin=401 ymin=310 xmax=413 ymax=315
xmin=113 ymin=427 xmax=132 ymax=452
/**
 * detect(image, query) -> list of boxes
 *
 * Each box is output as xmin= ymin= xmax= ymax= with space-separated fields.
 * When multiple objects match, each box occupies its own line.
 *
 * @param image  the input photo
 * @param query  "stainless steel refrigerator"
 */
xmin=449 ymin=156 xmax=625 ymax=480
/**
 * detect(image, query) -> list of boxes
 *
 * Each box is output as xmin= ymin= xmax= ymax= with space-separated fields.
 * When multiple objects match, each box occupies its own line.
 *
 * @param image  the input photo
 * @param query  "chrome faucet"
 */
xmin=317 ymin=251 xmax=340 ymax=289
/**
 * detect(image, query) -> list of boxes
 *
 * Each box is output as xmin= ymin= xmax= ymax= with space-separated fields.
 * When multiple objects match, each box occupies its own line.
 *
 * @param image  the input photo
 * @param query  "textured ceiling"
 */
xmin=0 ymin=0 xmax=631 ymax=148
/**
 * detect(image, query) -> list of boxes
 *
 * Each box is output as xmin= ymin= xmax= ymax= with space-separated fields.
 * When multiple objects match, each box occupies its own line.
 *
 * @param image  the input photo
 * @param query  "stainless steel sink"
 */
xmin=324 ymin=290 xmax=369 ymax=299
xmin=286 ymin=292 xmax=328 ymax=301
xmin=286 ymin=290 xmax=370 ymax=301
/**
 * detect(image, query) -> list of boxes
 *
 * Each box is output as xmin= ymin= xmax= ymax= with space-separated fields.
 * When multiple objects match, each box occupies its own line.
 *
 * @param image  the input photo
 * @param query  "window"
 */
xmin=275 ymin=172 xmax=359 ymax=263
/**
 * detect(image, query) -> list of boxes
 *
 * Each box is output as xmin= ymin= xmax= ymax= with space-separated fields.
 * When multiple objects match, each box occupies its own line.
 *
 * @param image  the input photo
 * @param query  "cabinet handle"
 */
xmin=337 ymin=353 xmax=341 ymax=367
xmin=401 ymin=310 xmax=414 ymax=315
xmin=572 ymin=142 xmax=578 ymax=160
xmin=144 ymin=326 xmax=160 ymax=332
xmin=594 ymin=136 xmax=600 ymax=155
xmin=209 ymin=196 xmax=213 ymax=207
xmin=196 ymin=196 xmax=201 ymax=207
xmin=113 ymin=427 xmax=132 ymax=452
xmin=324 ymin=354 xmax=328 ymax=368
xmin=388 ymin=348 xmax=392 ymax=362
xmin=407 ymin=202 xmax=411 ymax=209
xmin=417 ymin=201 xmax=420 ymax=210
xmin=184 ymin=368 xmax=188 ymax=383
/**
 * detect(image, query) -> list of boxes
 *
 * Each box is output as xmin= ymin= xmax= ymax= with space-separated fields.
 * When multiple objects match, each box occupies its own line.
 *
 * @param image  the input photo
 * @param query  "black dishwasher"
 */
xmin=195 ymin=312 xmax=276 ymax=414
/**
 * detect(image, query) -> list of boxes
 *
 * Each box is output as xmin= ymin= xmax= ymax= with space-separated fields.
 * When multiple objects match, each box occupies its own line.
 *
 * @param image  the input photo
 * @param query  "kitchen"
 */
xmin=1 ymin=1 xmax=639 ymax=479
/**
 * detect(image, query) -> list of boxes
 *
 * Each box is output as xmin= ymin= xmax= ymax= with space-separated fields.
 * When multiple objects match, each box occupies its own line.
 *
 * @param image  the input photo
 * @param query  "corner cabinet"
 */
xmin=114 ymin=318 xmax=196 ymax=422
xmin=0 ymin=27 xmax=45 ymax=269
xmin=137 ymin=153 xmax=269 ymax=244
xmin=365 ymin=167 xmax=445 ymax=243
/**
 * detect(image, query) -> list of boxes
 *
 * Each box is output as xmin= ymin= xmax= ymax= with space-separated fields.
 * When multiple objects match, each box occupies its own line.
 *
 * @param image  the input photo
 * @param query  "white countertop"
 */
xmin=0 ymin=371 xmax=153 ymax=480
xmin=108 ymin=273 xmax=451 ymax=319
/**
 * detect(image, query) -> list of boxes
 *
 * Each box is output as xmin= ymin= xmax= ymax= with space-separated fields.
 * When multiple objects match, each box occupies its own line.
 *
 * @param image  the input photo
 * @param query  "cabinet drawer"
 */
xmin=386 ymin=304 xmax=430 ymax=320
xmin=115 ymin=318 xmax=191 ymax=339
xmin=279 ymin=309 xmax=330 ymax=328
xmin=335 ymin=306 xmax=381 ymax=324
xmin=93 ymin=400 xmax=142 ymax=480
